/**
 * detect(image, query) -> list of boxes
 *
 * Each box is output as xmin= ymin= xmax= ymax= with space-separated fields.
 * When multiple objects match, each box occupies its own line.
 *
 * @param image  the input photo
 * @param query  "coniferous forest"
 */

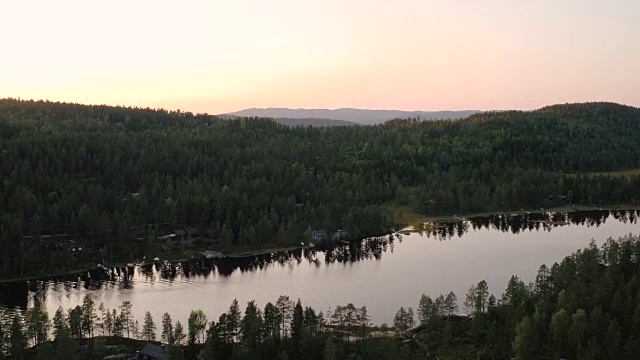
xmin=1 ymin=99 xmax=640 ymax=280
xmin=2 ymin=0 xmax=640 ymax=358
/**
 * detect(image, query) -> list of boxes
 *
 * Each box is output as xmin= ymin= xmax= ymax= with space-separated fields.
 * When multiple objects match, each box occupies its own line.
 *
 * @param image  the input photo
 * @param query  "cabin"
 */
xmin=332 ymin=229 xmax=349 ymax=241
xmin=311 ymin=230 xmax=327 ymax=243
xmin=68 ymin=241 xmax=86 ymax=254
xmin=133 ymin=343 xmax=173 ymax=360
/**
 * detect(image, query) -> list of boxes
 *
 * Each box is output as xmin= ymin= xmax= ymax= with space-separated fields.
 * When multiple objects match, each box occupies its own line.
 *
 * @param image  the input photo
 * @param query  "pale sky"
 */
xmin=1 ymin=0 xmax=638 ymax=113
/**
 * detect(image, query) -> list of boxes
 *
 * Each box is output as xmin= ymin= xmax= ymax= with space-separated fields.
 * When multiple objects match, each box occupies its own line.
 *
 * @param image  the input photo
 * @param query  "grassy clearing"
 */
xmin=570 ymin=168 xmax=640 ymax=178
xmin=383 ymin=203 xmax=430 ymax=226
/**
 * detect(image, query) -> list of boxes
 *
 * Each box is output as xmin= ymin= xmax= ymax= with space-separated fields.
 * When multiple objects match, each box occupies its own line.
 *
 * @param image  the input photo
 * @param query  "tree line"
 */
xmin=1 ymin=99 xmax=640 ymax=279
xmin=0 ymin=293 xmax=385 ymax=360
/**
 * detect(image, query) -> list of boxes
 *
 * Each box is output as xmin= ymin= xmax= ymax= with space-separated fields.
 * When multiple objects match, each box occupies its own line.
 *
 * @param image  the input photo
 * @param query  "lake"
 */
xmin=1 ymin=210 xmax=638 ymax=328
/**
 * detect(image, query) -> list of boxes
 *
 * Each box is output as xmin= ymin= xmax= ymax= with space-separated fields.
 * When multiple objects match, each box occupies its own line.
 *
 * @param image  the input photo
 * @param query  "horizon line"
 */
xmin=3 ymin=97 xmax=637 ymax=117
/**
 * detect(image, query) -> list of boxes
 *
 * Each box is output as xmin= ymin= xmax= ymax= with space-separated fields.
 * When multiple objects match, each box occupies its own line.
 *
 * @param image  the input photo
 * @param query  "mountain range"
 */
xmin=224 ymin=108 xmax=481 ymax=126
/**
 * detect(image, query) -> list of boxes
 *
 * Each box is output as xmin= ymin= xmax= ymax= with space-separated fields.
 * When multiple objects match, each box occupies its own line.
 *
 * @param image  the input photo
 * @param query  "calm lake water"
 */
xmin=1 ymin=210 xmax=639 ymax=327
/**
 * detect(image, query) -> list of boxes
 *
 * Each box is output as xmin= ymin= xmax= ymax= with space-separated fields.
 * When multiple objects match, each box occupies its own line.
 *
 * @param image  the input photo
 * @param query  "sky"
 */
xmin=1 ymin=0 xmax=638 ymax=114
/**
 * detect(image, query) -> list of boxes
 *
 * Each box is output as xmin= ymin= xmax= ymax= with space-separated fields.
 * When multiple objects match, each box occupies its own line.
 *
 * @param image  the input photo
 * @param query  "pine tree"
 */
xmin=417 ymin=294 xmax=434 ymax=325
xmin=142 ymin=311 xmax=156 ymax=341
xmin=112 ymin=311 xmax=124 ymax=337
xmin=81 ymin=295 xmax=97 ymax=338
xmin=25 ymin=301 xmax=50 ymax=346
xmin=276 ymin=295 xmax=293 ymax=338
xmin=240 ymin=300 xmax=262 ymax=350
xmin=227 ymin=299 xmax=241 ymax=343
xmin=161 ymin=312 xmax=173 ymax=344
xmin=97 ymin=303 xmax=106 ymax=336
xmin=445 ymin=291 xmax=458 ymax=315
xmin=290 ymin=299 xmax=304 ymax=360
xmin=133 ymin=320 xmax=141 ymax=340
xmin=173 ymin=321 xmax=186 ymax=345
xmin=9 ymin=315 xmax=26 ymax=360
xmin=119 ymin=301 xmax=133 ymax=338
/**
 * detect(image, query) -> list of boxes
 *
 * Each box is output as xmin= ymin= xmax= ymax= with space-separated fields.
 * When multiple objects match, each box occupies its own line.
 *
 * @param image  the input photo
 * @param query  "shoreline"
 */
xmin=2 ymin=204 xmax=637 ymax=285
xmin=400 ymin=203 xmax=639 ymax=225
xmin=0 ymin=243 xmax=324 ymax=285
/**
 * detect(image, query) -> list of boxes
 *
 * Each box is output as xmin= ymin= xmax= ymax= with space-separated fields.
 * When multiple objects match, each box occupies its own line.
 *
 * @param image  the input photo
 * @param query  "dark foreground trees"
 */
xmin=3 ymin=234 xmax=640 ymax=359
xmin=399 ymin=235 xmax=640 ymax=360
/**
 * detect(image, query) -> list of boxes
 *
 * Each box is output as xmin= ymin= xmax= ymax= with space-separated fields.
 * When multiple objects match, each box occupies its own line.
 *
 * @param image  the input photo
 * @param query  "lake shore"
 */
xmin=0 ymin=243 xmax=315 ymax=284
xmin=393 ymin=203 xmax=639 ymax=226
xmin=2 ymin=204 xmax=637 ymax=285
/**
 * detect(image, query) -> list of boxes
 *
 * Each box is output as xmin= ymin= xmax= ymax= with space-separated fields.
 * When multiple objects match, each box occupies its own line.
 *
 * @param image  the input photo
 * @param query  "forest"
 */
xmin=2 ymin=234 xmax=640 ymax=359
xmin=1 ymin=99 xmax=640 ymax=279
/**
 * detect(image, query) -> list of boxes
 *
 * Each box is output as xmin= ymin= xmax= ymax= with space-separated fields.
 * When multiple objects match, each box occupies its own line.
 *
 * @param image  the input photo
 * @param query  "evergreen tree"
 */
xmin=25 ymin=301 xmax=50 ymax=346
xmin=161 ymin=312 xmax=173 ymax=344
xmin=241 ymin=300 xmax=263 ymax=350
xmin=290 ymin=299 xmax=304 ymax=360
xmin=9 ymin=315 xmax=26 ymax=360
xmin=81 ymin=295 xmax=97 ymax=338
xmin=119 ymin=301 xmax=133 ymax=338
xmin=474 ymin=280 xmax=489 ymax=314
xmin=142 ymin=311 xmax=156 ymax=341
xmin=276 ymin=295 xmax=294 ymax=338
xmin=226 ymin=299 xmax=241 ymax=343
xmin=417 ymin=294 xmax=434 ymax=325
xmin=173 ymin=321 xmax=186 ymax=345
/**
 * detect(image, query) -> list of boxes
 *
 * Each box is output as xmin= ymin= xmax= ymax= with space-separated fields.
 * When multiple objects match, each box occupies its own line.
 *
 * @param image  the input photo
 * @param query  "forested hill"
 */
xmin=1 ymin=99 xmax=640 ymax=279
xmin=220 ymin=114 xmax=361 ymax=127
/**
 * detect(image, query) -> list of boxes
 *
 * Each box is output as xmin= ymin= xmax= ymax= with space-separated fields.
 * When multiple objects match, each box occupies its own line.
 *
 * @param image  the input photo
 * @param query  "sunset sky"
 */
xmin=1 ymin=0 xmax=638 ymax=114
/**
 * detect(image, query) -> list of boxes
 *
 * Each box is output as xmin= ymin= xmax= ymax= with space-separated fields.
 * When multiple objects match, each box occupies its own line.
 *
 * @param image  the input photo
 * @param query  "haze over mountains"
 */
xmin=219 ymin=114 xmax=362 ymax=127
xmin=225 ymin=107 xmax=481 ymax=126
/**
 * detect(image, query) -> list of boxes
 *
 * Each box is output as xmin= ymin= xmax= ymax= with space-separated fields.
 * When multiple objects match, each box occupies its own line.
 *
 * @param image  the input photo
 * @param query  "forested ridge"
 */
xmin=2 ymin=234 xmax=640 ymax=359
xmin=1 ymin=99 xmax=640 ymax=279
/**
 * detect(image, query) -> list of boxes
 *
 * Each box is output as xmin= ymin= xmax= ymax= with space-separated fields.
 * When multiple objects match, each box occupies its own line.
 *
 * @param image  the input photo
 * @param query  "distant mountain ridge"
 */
xmin=225 ymin=107 xmax=481 ymax=125
xmin=219 ymin=114 xmax=361 ymax=127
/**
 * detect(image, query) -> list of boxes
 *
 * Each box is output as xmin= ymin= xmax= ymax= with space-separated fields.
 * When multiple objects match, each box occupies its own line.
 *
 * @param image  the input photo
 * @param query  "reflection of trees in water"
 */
xmin=424 ymin=210 xmax=637 ymax=241
xmin=151 ymin=234 xmax=400 ymax=280
xmin=2 ymin=210 xmax=637 ymax=311
xmin=2 ymin=265 xmax=139 ymax=310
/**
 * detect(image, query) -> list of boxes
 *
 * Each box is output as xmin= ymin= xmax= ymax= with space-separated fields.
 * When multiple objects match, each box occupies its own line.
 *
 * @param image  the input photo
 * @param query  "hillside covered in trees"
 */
xmin=1 ymin=99 xmax=640 ymax=279
xmin=2 ymin=234 xmax=640 ymax=360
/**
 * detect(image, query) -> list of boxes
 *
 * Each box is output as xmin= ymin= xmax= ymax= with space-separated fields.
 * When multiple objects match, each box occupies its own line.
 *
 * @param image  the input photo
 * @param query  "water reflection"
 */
xmin=0 ymin=210 xmax=637 ymax=312
xmin=425 ymin=210 xmax=636 ymax=240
